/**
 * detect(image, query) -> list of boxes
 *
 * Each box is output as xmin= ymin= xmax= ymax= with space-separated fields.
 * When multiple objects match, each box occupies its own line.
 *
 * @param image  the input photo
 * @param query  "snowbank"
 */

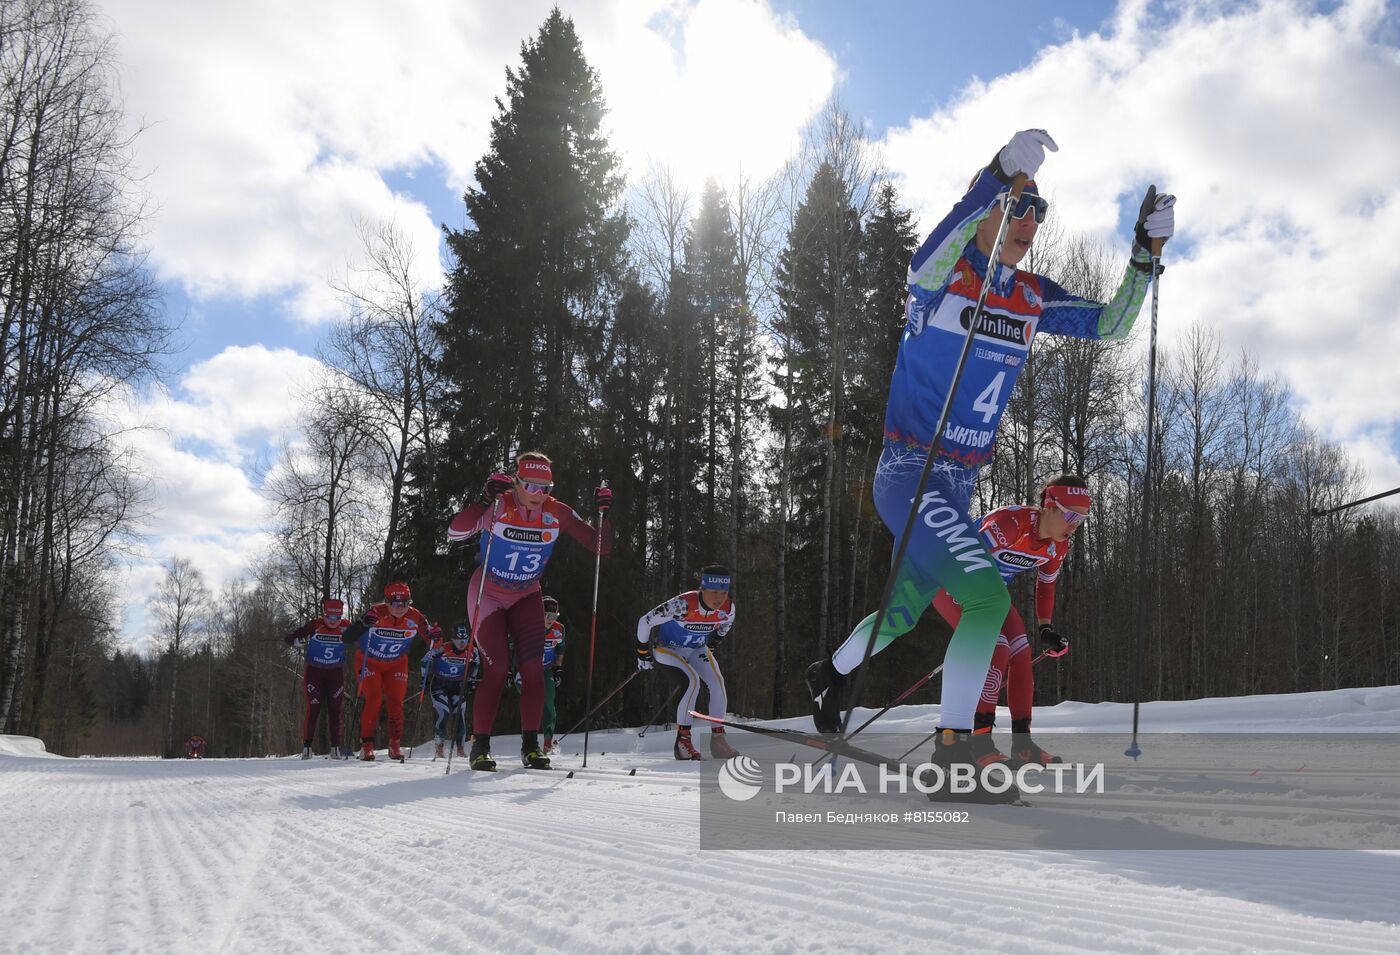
xmin=0 ymin=734 xmax=57 ymax=758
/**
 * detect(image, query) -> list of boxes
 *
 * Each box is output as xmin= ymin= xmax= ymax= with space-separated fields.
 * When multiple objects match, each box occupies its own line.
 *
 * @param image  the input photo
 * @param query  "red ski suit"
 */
xmin=447 ymin=493 xmax=611 ymax=736
xmin=287 ymin=614 xmax=350 ymax=746
xmin=343 ymin=603 xmax=431 ymax=744
xmin=932 ymin=505 xmax=1068 ymax=722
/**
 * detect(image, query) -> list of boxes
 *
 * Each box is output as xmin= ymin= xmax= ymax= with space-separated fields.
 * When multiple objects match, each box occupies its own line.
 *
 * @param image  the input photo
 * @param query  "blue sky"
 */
xmin=159 ymin=0 xmax=1126 ymax=373
xmin=98 ymin=0 xmax=1400 ymax=648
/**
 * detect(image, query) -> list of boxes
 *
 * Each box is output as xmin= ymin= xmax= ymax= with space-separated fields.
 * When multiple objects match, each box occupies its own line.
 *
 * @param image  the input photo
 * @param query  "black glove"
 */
xmin=1130 ymin=185 xmax=1175 ymax=274
xmin=480 ymin=472 xmax=513 ymax=506
xmin=636 ymin=644 xmax=654 ymax=671
xmin=707 ymin=634 xmax=725 ymax=652
xmin=551 ymin=666 xmax=563 ymax=687
xmin=1039 ymin=624 xmax=1069 ymax=658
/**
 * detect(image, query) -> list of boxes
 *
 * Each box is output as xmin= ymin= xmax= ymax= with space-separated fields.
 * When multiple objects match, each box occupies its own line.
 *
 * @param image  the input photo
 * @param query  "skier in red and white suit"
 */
xmin=340 ymin=581 xmax=432 ymax=761
xmin=446 ymin=451 xmax=612 ymax=771
xmin=932 ymin=474 xmax=1089 ymax=765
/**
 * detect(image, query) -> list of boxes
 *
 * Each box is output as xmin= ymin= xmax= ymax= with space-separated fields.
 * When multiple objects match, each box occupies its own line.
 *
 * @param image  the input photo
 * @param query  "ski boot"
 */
xmin=1010 ymin=718 xmax=1062 ymax=765
xmin=974 ymin=712 xmax=1028 ymax=771
xmin=542 ymin=736 xmax=555 ymax=755
xmin=387 ymin=739 xmax=404 ymax=762
xmin=709 ymin=726 xmax=739 ymax=759
xmin=469 ymin=735 xmax=497 ymax=772
xmin=921 ymin=728 xmax=1023 ymax=805
xmin=806 ymin=658 xmax=847 ymax=734
xmin=300 ymin=744 xmax=313 ymax=760
xmin=521 ymin=731 xmax=551 ymax=769
xmin=674 ymin=726 xmax=703 ymax=760
xmin=329 ymin=746 xmax=347 ymax=761
xmin=433 ymin=739 xmax=446 ymax=760
xmin=359 ymin=739 xmax=376 ymax=762
xmin=455 ymin=741 xmax=468 ymax=759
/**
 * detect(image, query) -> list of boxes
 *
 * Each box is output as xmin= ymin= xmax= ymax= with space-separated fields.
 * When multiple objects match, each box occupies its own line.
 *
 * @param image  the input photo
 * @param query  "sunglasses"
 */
xmin=1050 ymin=499 xmax=1087 ymax=527
xmin=1009 ymin=192 xmax=1049 ymax=224
xmin=388 ymin=596 xmax=408 ymax=605
xmin=516 ymin=480 xmax=553 ymax=494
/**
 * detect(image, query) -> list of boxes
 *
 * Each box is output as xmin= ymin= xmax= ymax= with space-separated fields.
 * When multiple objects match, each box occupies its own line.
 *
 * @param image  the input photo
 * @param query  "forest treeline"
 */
xmin=4 ymin=2 xmax=1396 ymax=756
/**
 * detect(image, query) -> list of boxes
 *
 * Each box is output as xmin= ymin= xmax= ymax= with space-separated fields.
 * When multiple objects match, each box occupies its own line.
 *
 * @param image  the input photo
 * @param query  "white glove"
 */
xmin=1137 ymin=189 xmax=1176 ymax=245
xmin=996 ymin=129 xmax=1058 ymax=180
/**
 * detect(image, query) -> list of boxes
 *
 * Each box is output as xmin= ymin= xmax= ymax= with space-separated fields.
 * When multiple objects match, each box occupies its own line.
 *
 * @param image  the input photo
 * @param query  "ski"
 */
xmin=688 ymin=711 xmax=906 ymax=774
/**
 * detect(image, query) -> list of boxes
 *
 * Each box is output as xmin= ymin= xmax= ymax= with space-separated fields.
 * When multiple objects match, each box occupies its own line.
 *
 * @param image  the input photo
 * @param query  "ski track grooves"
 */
xmin=3 ymin=749 xmax=1399 ymax=955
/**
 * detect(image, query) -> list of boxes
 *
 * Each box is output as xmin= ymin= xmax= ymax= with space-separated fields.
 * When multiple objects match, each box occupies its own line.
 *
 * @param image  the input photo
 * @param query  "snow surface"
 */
xmin=4 ymin=689 xmax=1400 ymax=954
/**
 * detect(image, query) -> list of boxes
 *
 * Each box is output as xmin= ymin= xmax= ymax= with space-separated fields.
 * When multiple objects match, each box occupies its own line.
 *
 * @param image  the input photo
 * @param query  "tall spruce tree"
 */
xmin=411 ymin=9 xmax=641 ymax=730
xmin=685 ymin=180 xmax=745 ymax=562
xmin=846 ymin=181 xmax=917 ymax=632
xmin=434 ymin=8 xmax=627 ymax=501
xmin=770 ymin=161 xmax=862 ymax=675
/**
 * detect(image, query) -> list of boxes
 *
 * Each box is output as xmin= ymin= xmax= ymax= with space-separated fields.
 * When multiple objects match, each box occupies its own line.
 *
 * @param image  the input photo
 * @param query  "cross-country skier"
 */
xmin=340 ymin=580 xmax=432 ymax=761
xmin=805 ymin=128 xmax=1174 ymax=802
xmin=421 ymin=623 xmax=473 ymax=759
xmin=185 ymin=735 xmax=206 ymax=759
xmin=446 ymin=451 xmax=612 ymax=771
xmin=635 ymin=565 xmax=737 ymax=760
xmin=540 ymin=596 xmax=566 ymax=754
xmin=937 ymin=476 xmax=1087 ymax=767
xmin=286 ymin=598 xmax=351 ymax=759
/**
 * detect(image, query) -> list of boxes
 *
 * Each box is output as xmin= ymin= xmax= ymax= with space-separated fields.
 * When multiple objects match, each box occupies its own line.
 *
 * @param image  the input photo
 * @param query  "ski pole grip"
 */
xmin=1009 ymin=172 xmax=1028 ymax=199
xmin=1151 ymin=237 xmax=1165 ymax=258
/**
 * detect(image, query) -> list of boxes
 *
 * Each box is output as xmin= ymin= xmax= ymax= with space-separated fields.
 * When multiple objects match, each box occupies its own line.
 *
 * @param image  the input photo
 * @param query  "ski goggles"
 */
xmin=387 ymin=596 xmax=409 ymax=606
xmin=516 ymin=478 xmax=553 ymax=494
xmin=1008 ymin=191 xmax=1049 ymax=223
xmin=1050 ymin=499 xmax=1086 ymax=528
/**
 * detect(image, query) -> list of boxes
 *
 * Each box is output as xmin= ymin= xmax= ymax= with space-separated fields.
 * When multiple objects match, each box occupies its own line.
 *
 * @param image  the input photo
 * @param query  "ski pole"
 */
xmin=638 ymin=684 xmax=683 ymax=738
xmin=1310 ymin=485 xmax=1400 ymax=518
xmin=839 ymin=175 xmax=1029 ymax=737
xmin=1126 ymin=224 xmax=1164 ymax=761
xmin=558 ymin=669 xmax=639 ymax=744
xmin=447 ymin=497 xmax=501 ymax=775
xmin=844 ymin=662 xmax=944 ymax=742
xmin=897 ymin=650 xmax=1052 ymax=761
xmin=291 ymin=645 xmax=305 ymax=754
xmin=582 ymin=480 xmax=608 ymax=768
xmin=408 ymin=670 xmax=433 ymax=759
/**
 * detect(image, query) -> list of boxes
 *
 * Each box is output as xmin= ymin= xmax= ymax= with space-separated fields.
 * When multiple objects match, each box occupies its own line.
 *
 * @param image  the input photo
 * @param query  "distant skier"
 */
xmin=447 ymin=451 xmax=612 ymax=771
xmin=635 ymin=565 xmax=737 ymax=760
xmin=286 ymin=597 xmax=351 ymax=759
xmin=185 ymin=735 xmax=206 ymax=759
xmin=804 ymin=128 xmax=1173 ymax=801
xmin=341 ymin=580 xmax=432 ymax=762
xmin=421 ymin=624 xmax=473 ymax=759
xmin=538 ymin=596 xmax=567 ymax=753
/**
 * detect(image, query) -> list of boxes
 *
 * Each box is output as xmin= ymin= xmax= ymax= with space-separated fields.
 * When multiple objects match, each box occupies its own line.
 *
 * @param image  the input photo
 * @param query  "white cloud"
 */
xmin=106 ymin=345 xmax=326 ymax=650
xmin=100 ymin=0 xmax=836 ymax=321
xmin=883 ymin=0 xmax=1400 ymax=484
